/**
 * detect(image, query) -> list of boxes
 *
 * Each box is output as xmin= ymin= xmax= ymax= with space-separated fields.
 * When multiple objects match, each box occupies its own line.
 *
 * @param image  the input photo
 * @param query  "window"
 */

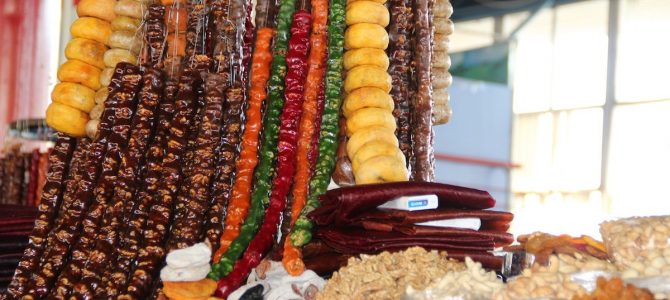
xmin=509 ymin=0 xmax=670 ymax=236
xmin=616 ymin=0 xmax=670 ymax=102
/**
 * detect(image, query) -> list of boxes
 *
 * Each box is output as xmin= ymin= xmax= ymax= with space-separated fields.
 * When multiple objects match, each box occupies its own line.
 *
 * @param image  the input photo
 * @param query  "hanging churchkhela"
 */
xmin=4 ymin=0 xmax=465 ymax=298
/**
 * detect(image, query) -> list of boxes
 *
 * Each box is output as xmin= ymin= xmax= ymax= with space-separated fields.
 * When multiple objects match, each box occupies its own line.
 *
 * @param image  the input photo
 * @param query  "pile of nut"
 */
xmin=492 ymin=253 xmax=617 ymax=300
xmin=494 ymin=269 xmax=588 ymax=300
xmin=532 ymin=253 xmax=617 ymax=274
xmin=403 ymin=257 xmax=503 ymax=300
xmin=316 ymin=247 xmax=463 ymax=300
xmin=600 ymin=216 xmax=670 ymax=278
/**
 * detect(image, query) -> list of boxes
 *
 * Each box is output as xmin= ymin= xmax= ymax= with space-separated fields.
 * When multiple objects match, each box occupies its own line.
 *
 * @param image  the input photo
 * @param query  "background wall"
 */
xmin=434 ymin=77 xmax=512 ymax=211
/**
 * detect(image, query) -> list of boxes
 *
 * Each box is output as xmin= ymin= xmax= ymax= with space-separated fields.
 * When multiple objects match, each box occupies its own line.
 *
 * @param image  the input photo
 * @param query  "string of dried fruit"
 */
xmin=166 ymin=73 xmax=226 ymax=251
xmin=50 ymin=140 xmax=91 ymax=255
xmin=209 ymin=26 xmax=274 ymax=257
xmin=24 ymin=150 xmax=40 ymax=206
xmin=212 ymin=0 xmax=297 ymax=262
xmin=86 ymin=0 xmax=145 ymax=139
xmin=120 ymin=57 xmax=210 ymax=300
xmin=107 ymin=78 xmax=177 ymax=298
xmin=282 ymin=0 xmax=328 ymax=274
xmin=289 ymin=0 xmax=345 ymax=248
xmin=431 ymin=0 xmax=453 ymax=125
xmin=209 ymin=0 xmax=231 ymax=77
xmin=15 ymin=140 xmax=88 ymax=297
xmin=343 ymin=0 xmax=409 ymax=185
xmin=5 ymin=135 xmax=76 ymax=298
xmin=29 ymin=64 xmax=136 ymax=299
xmin=50 ymin=63 xmax=142 ymax=299
xmin=3 ymin=148 xmax=22 ymax=205
xmin=33 ymin=151 xmax=50 ymax=206
xmin=242 ymin=0 xmax=254 ymax=90
xmin=332 ymin=118 xmax=355 ymax=185
xmin=411 ymin=0 xmax=434 ymax=182
xmin=213 ymin=11 xmax=312 ymax=297
xmin=201 ymin=0 xmax=234 ymax=253
xmin=388 ymin=0 xmax=414 ymax=164
xmin=73 ymin=68 xmax=166 ymax=299
xmin=205 ymin=84 xmax=245 ymax=250
xmin=47 ymin=0 xmax=116 ymax=137
xmin=173 ymin=1 xmax=213 ymax=231
xmin=146 ymin=4 xmax=167 ymax=67
xmin=163 ymin=1 xmax=188 ymax=79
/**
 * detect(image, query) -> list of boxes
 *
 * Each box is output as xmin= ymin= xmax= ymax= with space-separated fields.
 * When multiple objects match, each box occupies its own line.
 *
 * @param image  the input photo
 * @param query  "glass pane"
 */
xmin=616 ymin=0 xmax=670 ymax=102
xmin=511 ymin=108 xmax=603 ymax=193
xmin=607 ymin=101 xmax=670 ymax=217
xmin=450 ymin=17 xmax=495 ymax=53
xmin=552 ymin=0 xmax=608 ymax=109
xmin=511 ymin=113 xmax=554 ymax=192
xmin=551 ymin=108 xmax=603 ymax=191
xmin=511 ymin=10 xmax=553 ymax=113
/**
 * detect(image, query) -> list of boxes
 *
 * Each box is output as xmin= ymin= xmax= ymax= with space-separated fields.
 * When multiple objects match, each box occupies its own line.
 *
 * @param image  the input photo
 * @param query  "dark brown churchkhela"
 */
xmin=108 ymin=79 xmax=177 ymax=298
xmin=205 ymin=0 xmax=247 ymax=251
xmin=50 ymin=63 xmax=142 ymax=299
xmin=120 ymin=58 xmax=209 ymax=299
xmin=411 ymin=0 xmax=434 ymax=182
xmin=176 ymin=1 xmax=213 ymax=222
xmin=388 ymin=0 xmax=414 ymax=169
xmin=185 ymin=1 xmax=210 ymax=59
xmin=146 ymin=5 xmax=167 ymax=67
xmin=167 ymin=73 xmax=226 ymax=250
xmin=29 ymin=64 xmax=134 ymax=299
xmin=206 ymin=85 xmax=244 ymax=249
xmin=5 ymin=135 xmax=76 ymax=298
xmin=74 ymin=68 xmax=166 ymax=299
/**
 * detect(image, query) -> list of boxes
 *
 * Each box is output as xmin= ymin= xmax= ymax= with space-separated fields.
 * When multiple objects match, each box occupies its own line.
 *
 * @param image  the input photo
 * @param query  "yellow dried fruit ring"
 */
xmin=111 ymin=16 xmax=141 ymax=32
xmin=99 ymin=67 xmax=115 ymax=87
xmin=51 ymin=82 xmax=96 ymax=113
xmin=58 ymin=59 xmax=102 ymax=90
xmin=104 ymin=48 xmax=137 ymax=68
xmin=95 ymin=88 xmax=109 ymax=104
xmin=343 ymin=48 xmax=389 ymax=71
xmin=351 ymin=140 xmax=406 ymax=172
xmin=343 ymin=87 xmax=394 ymax=118
xmin=89 ymin=103 xmax=104 ymax=120
xmin=346 ymin=126 xmax=398 ymax=158
xmin=71 ymin=17 xmax=112 ymax=46
xmin=344 ymin=65 xmax=392 ymax=93
xmin=114 ymin=0 xmax=147 ymax=19
xmin=345 ymin=23 xmax=389 ymax=50
xmin=85 ymin=119 xmax=100 ymax=139
xmin=346 ymin=1 xmax=390 ymax=27
xmin=46 ymin=102 xmax=89 ymax=137
xmin=346 ymin=108 xmax=396 ymax=136
xmin=108 ymin=31 xmax=137 ymax=51
xmin=77 ymin=0 xmax=117 ymax=22
xmin=64 ymin=38 xmax=107 ymax=69
xmin=354 ymin=155 xmax=409 ymax=184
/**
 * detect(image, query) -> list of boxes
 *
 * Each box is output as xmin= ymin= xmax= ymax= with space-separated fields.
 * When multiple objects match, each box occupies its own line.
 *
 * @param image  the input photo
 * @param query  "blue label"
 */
xmin=408 ymin=200 xmax=428 ymax=208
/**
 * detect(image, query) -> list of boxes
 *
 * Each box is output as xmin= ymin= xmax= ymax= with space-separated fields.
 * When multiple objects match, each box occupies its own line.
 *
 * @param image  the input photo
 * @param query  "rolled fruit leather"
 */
xmin=309 ymin=182 xmax=496 ymax=226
